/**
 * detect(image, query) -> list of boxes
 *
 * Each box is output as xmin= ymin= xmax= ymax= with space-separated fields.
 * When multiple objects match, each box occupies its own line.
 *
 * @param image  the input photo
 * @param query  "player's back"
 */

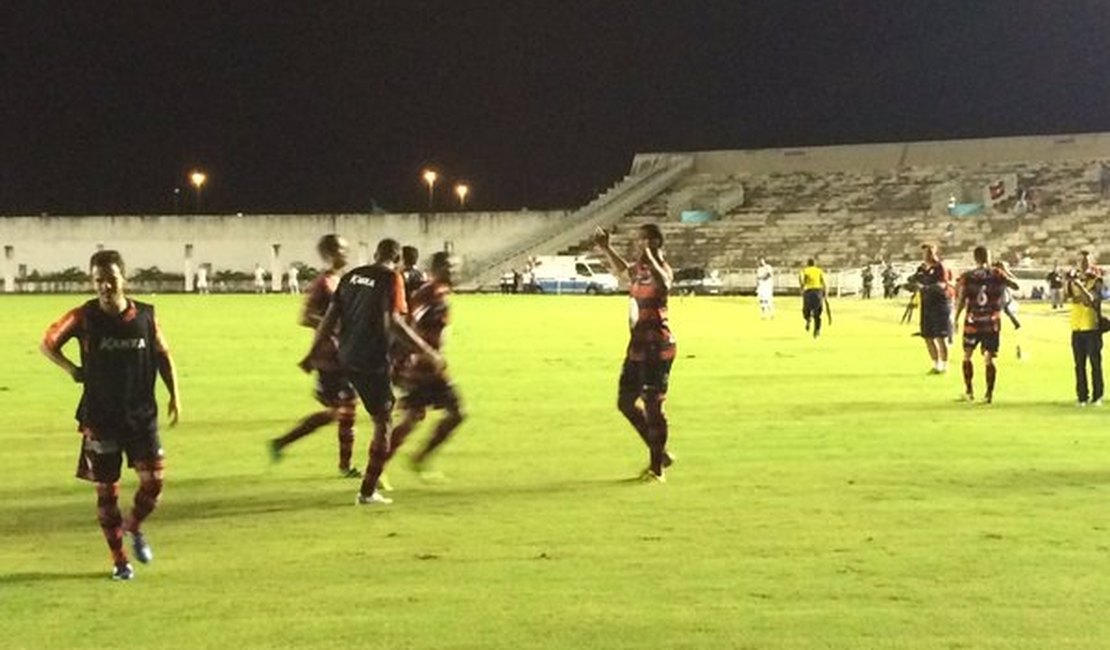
xmin=960 ymin=268 xmax=1005 ymax=330
xmin=333 ymin=264 xmax=405 ymax=372
xmin=410 ymin=281 xmax=450 ymax=350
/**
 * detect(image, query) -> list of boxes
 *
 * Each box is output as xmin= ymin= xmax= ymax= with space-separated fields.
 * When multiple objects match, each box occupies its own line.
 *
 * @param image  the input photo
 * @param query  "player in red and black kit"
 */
xmin=273 ymin=235 xmax=360 ymax=476
xmin=40 ymin=250 xmax=181 ymax=581
xmin=953 ymin=246 xmax=1020 ymax=404
xmin=401 ymin=245 xmax=428 ymax=303
xmin=309 ymin=238 xmax=441 ymax=505
xmin=387 ymin=252 xmax=465 ymax=476
xmin=595 ymin=224 xmax=676 ymax=482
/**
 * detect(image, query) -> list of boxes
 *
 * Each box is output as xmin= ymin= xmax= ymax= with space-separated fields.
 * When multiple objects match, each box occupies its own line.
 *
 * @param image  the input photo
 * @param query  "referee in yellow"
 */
xmin=799 ymin=258 xmax=827 ymax=338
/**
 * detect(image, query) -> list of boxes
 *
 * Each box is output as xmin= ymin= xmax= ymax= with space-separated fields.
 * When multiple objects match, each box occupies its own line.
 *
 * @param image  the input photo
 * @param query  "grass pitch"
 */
xmin=1 ymin=293 xmax=1109 ymax=649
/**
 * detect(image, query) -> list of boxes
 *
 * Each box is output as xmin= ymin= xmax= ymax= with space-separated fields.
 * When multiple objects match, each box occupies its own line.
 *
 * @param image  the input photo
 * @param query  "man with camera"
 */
xmin=1066 ymin=250 xmax=1104 ymax=406
xmin=911 ymin=244 xmax=953 ymax=374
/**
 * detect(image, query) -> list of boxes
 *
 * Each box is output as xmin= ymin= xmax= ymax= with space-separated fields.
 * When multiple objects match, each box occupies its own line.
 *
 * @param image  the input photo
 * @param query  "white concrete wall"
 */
xmin=0 ymin=211 xmax=569 ymax=279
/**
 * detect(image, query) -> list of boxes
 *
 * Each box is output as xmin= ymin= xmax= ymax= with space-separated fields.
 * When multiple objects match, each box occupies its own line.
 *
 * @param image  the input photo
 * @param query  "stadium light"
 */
xmin=422 ymin=169 xmax=438 ymax=210
xmin=190 ymin=171 xmax=207 ymax=213
xmin=455 ymin=183 xmax=470 ymax=209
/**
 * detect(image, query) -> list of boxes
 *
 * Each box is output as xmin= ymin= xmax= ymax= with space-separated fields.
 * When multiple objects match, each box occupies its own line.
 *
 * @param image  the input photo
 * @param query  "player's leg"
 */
xmin=961 ymin=337 xmax=976 ymax=400
xmin=802 ymin=293 xmax=812 ymax=330
xmin=413 ymin=383 xmax=464 ymax=468
xmin=126 ymin=453 xmax=165 ymax=564
xmin=983 ymin=348 xmax=997 ymax=403
xmin=335 ymin=396 xmax=358 ymax=474
xmin=810 ymin=293 xmax=823 ymax=337
xmin=271 ymin=409 xmax=336 ymax=459
xmin=388 ymin=403 xmax=426 ymax=460
xmin=617 ymin=359 xmax=651 ymax=449
xmin=924 ymin=337 xmax=939 ymax=371
xmin=1072 ymin=331 xmax=1090 ymax=404
xmin=640 ymin=358 xmax=673 ymax=480
xmin=354 ymin=370 xmax=395 ymax=504
xmin=80 ymin=437 xmax=131 ymax=578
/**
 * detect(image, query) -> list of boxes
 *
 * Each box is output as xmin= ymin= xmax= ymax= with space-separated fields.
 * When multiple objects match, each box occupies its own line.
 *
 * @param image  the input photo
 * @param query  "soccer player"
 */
xmin=387 ymin=252 xmax=465 ymax=476
xmin=273 ymin=235 xmax=359 ymax=476
xmin=1066 ymin=250 xmax=1104 ymax=406
xmin=799 ymin=258 xmax=826 ymax=338
xmin=861 ymin=264 xmax=874 ymax=300
xmin=40 ymin=250 xmax=181 ymax=580
xmin=756 ymin=258 xmax=775 ymax=319
xmin=401 ymin=245 xmax=427 ymax=302
xmin=1047 ymin=263 xmax=1065 ymax=310
xmin=914 ymin=244 xmax=953 ymax=374
xmin=308 ymin=238 xmax=442 ymax=505
xmin=287 ymin=265 xmax=301 ymax=294
xmin=253 ymin=263 xmax=267 ymax=294
xmin=952 ymin=246 xmax=1019 ymax=404
xmin=594 ymin=224 xmax=675 ymax=482
xmin=195 ymin=264 xmax=209 ymax=294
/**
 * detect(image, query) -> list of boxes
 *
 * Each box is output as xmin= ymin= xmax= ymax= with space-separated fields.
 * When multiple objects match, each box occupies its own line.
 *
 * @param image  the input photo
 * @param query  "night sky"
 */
xmin=4 ymin=1 xmax=1110 ymax=215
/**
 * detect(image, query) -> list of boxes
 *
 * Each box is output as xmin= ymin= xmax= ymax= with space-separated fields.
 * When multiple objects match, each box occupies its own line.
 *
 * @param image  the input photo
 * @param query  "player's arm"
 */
xmin=593 ymin=227 xmax=631 ymax=276
xmin=300 ymin=301 xmax=340 ymax=372
xmin=1068 ymin=276 xmax=1096 ymax=306
xmin=386 ymin=273 xmax=444 ymax=370
xmin=952 ymin=281 xmax=966 ymax=324
xmin=40 ymin=309 xmax=83 ymax=383
xmin=153 ymin=320 xmax=181 ymax=426
xmin=995 ymin=263 xmax=1020 ymax=290
xmin=643 ymin=246 xmax=673 ymax=290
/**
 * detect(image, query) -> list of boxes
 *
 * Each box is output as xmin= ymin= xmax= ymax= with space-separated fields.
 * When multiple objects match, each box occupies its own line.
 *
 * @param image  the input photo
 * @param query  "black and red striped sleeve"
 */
xmin=42 ymin=308 xmax=84 ymax=351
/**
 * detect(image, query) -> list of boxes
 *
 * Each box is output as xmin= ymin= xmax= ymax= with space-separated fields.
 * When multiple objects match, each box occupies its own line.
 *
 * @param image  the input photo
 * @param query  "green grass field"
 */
xmin=2 ymin=293 xmax=1109 ymax=649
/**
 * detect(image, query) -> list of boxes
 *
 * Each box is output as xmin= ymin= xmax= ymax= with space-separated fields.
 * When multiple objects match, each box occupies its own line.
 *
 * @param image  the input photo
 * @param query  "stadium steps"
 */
xmin=458 ymin=154 xmax=695 ymax=290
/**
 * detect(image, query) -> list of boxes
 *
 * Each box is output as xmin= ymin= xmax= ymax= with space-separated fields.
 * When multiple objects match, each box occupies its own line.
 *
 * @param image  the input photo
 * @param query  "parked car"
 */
xmin=673 ymin=267 xmax=723 ymax=295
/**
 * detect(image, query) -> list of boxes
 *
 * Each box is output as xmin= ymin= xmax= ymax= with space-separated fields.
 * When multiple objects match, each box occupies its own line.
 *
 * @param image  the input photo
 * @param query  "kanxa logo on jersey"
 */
xmin=98 ymin=337 xmax=148 ymax=351
xmin=349 ymin=276 xmax=377 ymax=288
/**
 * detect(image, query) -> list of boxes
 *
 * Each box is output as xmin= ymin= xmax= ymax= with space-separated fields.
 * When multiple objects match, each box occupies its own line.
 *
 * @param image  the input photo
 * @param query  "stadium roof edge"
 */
xmin=631 ymin=131 xmax=1110 ymax=175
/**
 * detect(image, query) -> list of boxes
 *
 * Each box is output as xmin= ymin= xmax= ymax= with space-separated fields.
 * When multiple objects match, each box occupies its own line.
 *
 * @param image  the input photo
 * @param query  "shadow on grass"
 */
xmin=0 ymin=570 xmax=105 ymax=584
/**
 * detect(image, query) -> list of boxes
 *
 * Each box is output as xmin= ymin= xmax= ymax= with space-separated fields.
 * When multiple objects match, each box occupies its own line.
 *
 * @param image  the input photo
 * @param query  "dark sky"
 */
xmin=4 ymin=1 xmax=1110 ymax=215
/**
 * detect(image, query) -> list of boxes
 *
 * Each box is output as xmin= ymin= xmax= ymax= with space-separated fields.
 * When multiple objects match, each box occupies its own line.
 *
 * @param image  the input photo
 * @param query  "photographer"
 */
xmin=1066 ymin=250 xmax=1104 ymax=406
xmin=911 ymin=244 xmax=953 ymax=374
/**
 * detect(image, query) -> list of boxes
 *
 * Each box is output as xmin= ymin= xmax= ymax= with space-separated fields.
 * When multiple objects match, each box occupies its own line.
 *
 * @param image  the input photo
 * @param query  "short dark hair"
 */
xmin=430 ymin=251 xmax=451 ymax=271
xmin=639 ymin=224 xmax=664 ymax=248
xmin=375 ymin=238 xmax=401 ymax=264
xmin=806 ymin=258 xmax=815 ymax=266
xmin=402 ymin=245 xmax=419 ymax=266
xmin=973 ymin=246 xmax=989 ymax=264
xmin=317 ymin=234 xmax=347 ymax=257
xmin=89 ymin=250 xmax=125 ymax=275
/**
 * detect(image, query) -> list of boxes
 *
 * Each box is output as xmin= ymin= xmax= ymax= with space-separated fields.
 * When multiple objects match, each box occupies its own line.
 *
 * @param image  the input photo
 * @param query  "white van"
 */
xmin=531 ymin=255 xmax=619 ymax=295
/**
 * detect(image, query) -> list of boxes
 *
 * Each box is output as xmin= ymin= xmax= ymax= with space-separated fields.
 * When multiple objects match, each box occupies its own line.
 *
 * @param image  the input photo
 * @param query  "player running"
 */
xmin=401 ymin=245 xmax=427 ymax=302
xmin=799 ymin=258 xmax=826 ymax=338
xmin=308 ymin=238 xmax=441 ymax=505
xmin=952 ymin=246 xmax=1019 ymax=404
xmin=594 ymin=224 xmax=676 ymax=483
xmin=40 ymin=250 xmax=181 ymax=580
xmin=387 ymin=252 xmax=465 ymax=477
xmin=273 ymin=235 xmax=360 ymax=477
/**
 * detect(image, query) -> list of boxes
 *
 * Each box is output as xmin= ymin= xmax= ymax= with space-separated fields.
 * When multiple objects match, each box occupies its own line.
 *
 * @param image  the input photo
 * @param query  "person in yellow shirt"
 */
xmin=1066 ymin=250 xmax=1104 ymax=406
xmin=798 ymin=258 xmax=826 ymax=338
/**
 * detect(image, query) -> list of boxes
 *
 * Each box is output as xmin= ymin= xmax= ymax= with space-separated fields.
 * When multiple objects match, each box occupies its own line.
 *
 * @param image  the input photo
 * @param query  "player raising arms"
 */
xmin=594 ymin=224 xmax=676 ymax=482
xmin=40 ymin=250 xmax=181 ymax=580
xmin=387 ymin=252 xmax=465 ymax=477
xmin=952 ymin=246 xmax=1019 ymax=404
xmin=273 ymin=235 xmax=360 ymax=477
xmin=308 ymin=238 xmax=442 ymax=505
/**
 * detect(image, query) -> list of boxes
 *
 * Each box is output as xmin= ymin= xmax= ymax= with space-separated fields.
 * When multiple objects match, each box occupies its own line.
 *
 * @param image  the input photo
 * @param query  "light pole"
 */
xmin=454 ymin=183 xmax=470 ymax=209
xmin=190 ymin=171 xmax=207 ymax=213
xmin=422 ymin=169 xmax=438 ymax=210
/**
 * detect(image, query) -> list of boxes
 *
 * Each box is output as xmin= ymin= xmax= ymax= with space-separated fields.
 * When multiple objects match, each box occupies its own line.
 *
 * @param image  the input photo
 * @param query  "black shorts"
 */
xmin=315 ymin=370 xmax=356 ymax=407
xmin=348 ymin=368 xmax=395 ymax=416
xmin=803 ymin=290 xmax=823 ymax=318
xmin=619 ymin=358 xmax=673 ymax=398
xmin=400 ymin=376 xmax=462 ymax=413
xmin=75 ymin=433 xmax=163 ymax=484
xmin=920 ymin=300 xmax=952 ymax=338
xmin=963 ymin=331 xmax=1000 ymax=354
